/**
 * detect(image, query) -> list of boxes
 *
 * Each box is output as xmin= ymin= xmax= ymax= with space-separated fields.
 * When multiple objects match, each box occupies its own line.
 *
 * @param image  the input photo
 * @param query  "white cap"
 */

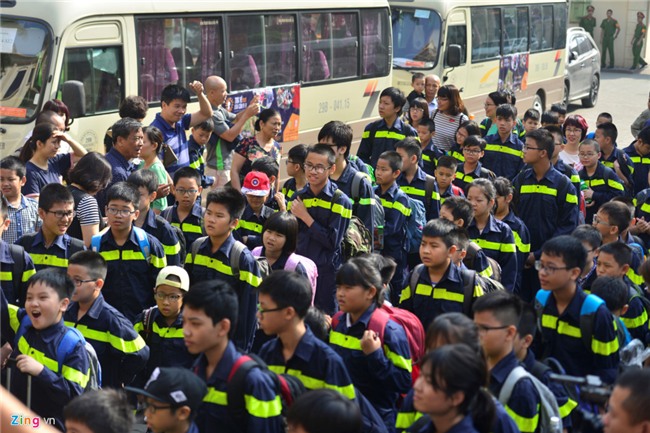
xmin=155 ymin=266 xmax=190 ymax=292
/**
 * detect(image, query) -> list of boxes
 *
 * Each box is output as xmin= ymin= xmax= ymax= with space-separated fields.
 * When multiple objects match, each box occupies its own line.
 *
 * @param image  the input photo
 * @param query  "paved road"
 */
xmin=567 ymin=68 xmax=650 ymax=144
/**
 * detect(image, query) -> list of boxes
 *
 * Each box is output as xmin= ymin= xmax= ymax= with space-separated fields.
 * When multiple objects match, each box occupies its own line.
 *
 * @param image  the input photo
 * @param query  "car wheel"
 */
xmin=582 ymin=74 xmax=599 ymax=108
xmin=532 ymin=94 xmax=544 ymax=114
xmin=563 ymin=82 xmax=570 ymax=107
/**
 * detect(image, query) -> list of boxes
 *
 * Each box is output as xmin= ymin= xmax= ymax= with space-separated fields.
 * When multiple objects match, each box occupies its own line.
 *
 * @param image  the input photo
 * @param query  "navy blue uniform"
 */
xmin=579 ymin=162 xmax=625 ymax=222
xmin=16 ymin=230 xmax=85 ymax=271
xmin=499 ymin=211 xmax=531 ymax=295
xmin=281 ymin=177 xmax=299 ymax=201
xmin=161 ymin=202 xmax=205 ymax=248
xmin=624 ymin=142 xmax=650 ymax=195
xmin=234 ymin=203 xmax=274 ymax=250
xmin=448 ymin=143 xmax=465 ymax=164
xmin=420 ymin=141 xmax=445 ymax=176
xmin=600 ymin=146 xmax=634 ymax=194
xmin=397 ymin=167 xmax=441 ymax=221
xmin=188 ymin=136 xmax=213 ymax=188
xmin=620 ymin=285 xmax=649 ymax=343
xmin=332 ymin=162 xmax=376 ymax=246
xmin=97 ymin=148 xmax=136 ymax=215
xmin=139 ymin=209 xmax=182 ymax=266
xmin=0 ymin=240 xmax=36 ymax=305
xmin=357 ymin=118 xmax=418 ymax=169
xmin=408 ymin=416 xmax=480 ymax=433
xmin=482 ymin=132 xmax=525 ymax=180
xmin=453 ymin=162 xmax=496 ymax=193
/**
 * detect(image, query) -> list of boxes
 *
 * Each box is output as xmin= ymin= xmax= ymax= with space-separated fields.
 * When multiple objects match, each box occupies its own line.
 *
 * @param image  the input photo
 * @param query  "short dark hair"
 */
xmin=194 ymin=117 xmax=215 ymax=132
xmin=541 ymin=111 xmax=560 ymax=125
xmin=563 ymin=115 xmax=589 ymax=141
xmin=550 ymin=103 xmax=567 ymax=115
xmin=251 ymin=155 xmax=279 ymax=179
xmin=361 ymin=253 xmax=397 ymax=288
xmin=105 ymin=182 xmax=140 ymax=209
xmin=472 ymin=291 xmax=522 ymax=327
xmin=318 ymin=121 xmax=353 ymax=154
xmin=419 ymin=117 xmax=435 ymax=133
xmin=259 ymin=271 xmax=312 ymax=318
xmin=526 ymin=128 xmax=555 ymax=156
xmin=395 ymin=136 xmax=422 ymax=161
xmin=487 ymin=91 xmax=509 ymax=106
xmin=599 ymin=201 xmax=632 ymax=234
xmin=336 ymin=256 xmax=385 ymax=305
xmin=69 ymin=250 xmax=108 ymax=280
xmin=579 ymin=139 xmax=600 ymax=153
xmin=615 ymin=368 xmax=650 ymax=425
xmin=127 ymin=169 xmax=159 ymax=195
xmin=639 ymin=125 xmax=650 ymax=144
xmin=441 ymin=197 xmax=474 ymax=228
xmin=287 ymin=144 xmax=309 ymax=166
xmin=38 ymin=183 xmax=73 ymax=211
xmin=205 ymin=187 xmax=245 ymax=220
xmin=516 ymin=303 xmax=537 ymax=339
xmin=598 ymin=242 xmax=633 ymax=267
xmin=523 ymin=108 xmax=541 ymax=122
xmin=119 ymin=95 xmax=148 ymax=119
xmin=463 ymin=135 xmax=486 ymax=151
xmin=160 ymin=84 xmax=191 ymax=104
xmin=307 ymin=144 xmax=336 ymax=166
xmin=0 ymin=156 xmax=26 ymax=178
xmin=173 ymin=166 xmax=202 ymax=187
xmin=425 ymin=312 xmax=480 ymax=354
xmin=590 ymin=276 xmax=629 ymax=312
xmin=262 ymin=211 xmax=298 ymax=255
xmin=254 ymin=109 xmax=280 ymax=132
xmin=493 ymin=177 xmax=514 ymax=198
xmin=436 ymin=155 xmax=458 ymax=171
xmin=495 ymin=104 xmax=516 ymax=121
xmin=378 ymin=151 xmax=403 ymax=172
xmin=422 ymin=218 xmax=458 ymax=248
xmin=64 ymin=389 xmax=134 ymax=433
xmin=411 ymin=72 xmax=425 ymax=82
xmin=459 ymin=120 xmax=481 ymax=136
xmin=183 ymin=280 xmax=239 ymax=332
xmin=597 ymin=122 xmax=618 ymax=143
xmin=380 ymin=87 xmax=406 ymax=115
xmin=541 ymin=235 xmax=587 ymax=271
xmin=68 ymin=152 xmax=113 ymax=194
xmin=597 ymin=112 xmax=613 ymax=122
xmin=287 ymin=389 xmax=361 ymax=433
xmin=304 ymin=307 xmax=329 ymax=342
xmin=571 ymin=224 xmax=602 ymax=250
xmin=112 ymin=118 xmax=143 ymax=145
xmin=27 ymin=268 xmax=75 ymax=300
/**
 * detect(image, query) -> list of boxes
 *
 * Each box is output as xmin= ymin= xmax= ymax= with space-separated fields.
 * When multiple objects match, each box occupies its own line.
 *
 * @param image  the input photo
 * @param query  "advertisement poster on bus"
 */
xmin=498 ymin=53 xmax=529 ymax=93
xmin=225 ymin=84 xmax=300 ymax=142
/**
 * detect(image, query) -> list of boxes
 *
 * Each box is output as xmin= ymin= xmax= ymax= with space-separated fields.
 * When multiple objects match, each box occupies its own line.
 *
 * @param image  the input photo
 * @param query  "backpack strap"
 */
xmin=284 ymin=253 xmax=299 ymax=272
xmin=131 ymin=226 xmax=151 ymax=262
xmin=161 ymin=207 xmax=173 ymax=223
xmin=331 ymin=311 xmax=345 ymax=330
xmin=91 ymin=227 xmax=111 ymax=253
xmin=191 ymin=236 xmax=209 ymax=263
xmin=350 ymin=171 xmax=366 ymax=212
xmin=579 ymin=294 xmax=605 ymax=352
xmin=229 ymin=240 xmax=247 ymax=280
xmin=460 ymin=268 xmax=477 ymax=317
xmin=67 ymin=237 xmax=86 ymax=257
xmin=498 ymin=366 xmax=528 ymax=406
xmin=367 ymin=306 xmax=390 ymax=347
xmin=635 ymin=189 xmax=650 ymax=209
xmin=15 ymin=313 xmax=32 ymax=347
xmin=530 ymin=360 xmax=552 ymax=383
xmin=56 ymin=327 xmax=85 ymax=376
xmin=8 ymin=244 xmax=26 ymax=303
xmin=143 ymin=307 xmax=157 ymax=344
xmin=424 ymin=175 xmax=436 ymax=210
xmin=409 ymin=264 xmax=425 ymax=298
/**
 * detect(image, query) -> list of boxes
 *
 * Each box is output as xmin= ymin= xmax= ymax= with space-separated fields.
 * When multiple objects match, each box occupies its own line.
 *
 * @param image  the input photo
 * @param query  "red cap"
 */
xmin=241 ymin=171 xmax=270 ymax=196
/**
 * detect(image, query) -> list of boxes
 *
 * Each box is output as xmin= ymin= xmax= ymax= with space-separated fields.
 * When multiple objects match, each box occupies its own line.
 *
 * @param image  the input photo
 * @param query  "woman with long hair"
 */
xmin=431 ymin=85 xmax=469 ymax=152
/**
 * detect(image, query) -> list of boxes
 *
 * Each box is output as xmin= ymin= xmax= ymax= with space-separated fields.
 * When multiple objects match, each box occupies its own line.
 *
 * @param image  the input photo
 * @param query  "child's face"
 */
xmin=524 ymin=118 xmax=540 ymax=133
xmin=417 ymin=125 xmax=434 ymax=147
xmin=39 ymin=201 xmax=74 ymax=238
xmin=474 ymin=310 xmax=511 ymax=358
xmin=374 ymin=158 xmax=399 ymax=187
xmin=137 ymin=186 xmax=155 ymax=212
xmin=435 ymin=166 xmax=455 ymax=190
xmin=191 ymin=127 xmax=212 ymax=146
xmin=68 ymin=264 xmax=100 ymax=304
xmin=579 ymin=144 xmax=600 ymax=169
xmin=154 ymin=284 xmax=185 ymax=319
xmin=257 ymin=292 xmax=288 ymax=335
xmin=409 ymin=106 xmax=424 ymax=123
xmin=25 ymin=281 xmax=68 ymax=329
xmin=523 ymin=137 xmax=543 ymax=165
xmin=594 ymin=129 xmax=610 ymax=149
xmin=396 ymin=148 xmax=416 ymax=173
xmin=455 ymin=127 xmax=469 ymax=146
xmin=336 ymin=283 xmax=374 ymax=316
xmin=263 ymin=229 xmax=287 ymax=256
xmin=537 ymin=252 xmax=575 ymax=291
xmin=484 ymin=97 xmax=497 ymax=118
xmin=462 ymin=146 xmax=483 ymax=164
xmin=204 ymin=202 xmax=237 ymax=238
xmin=467 ymin=188 xmax=492 ymax=218
xmin=173 ymin=178 xmax=202 ymax=210
xmin=286 ymin=157 xmax=302 ymax=177
xmin=144 ymin=397 xmax=184 ymax=433
xmin=593 ymin=211 xmax=616 ymax=239
xmin=596 ymin=116 xmax=609 ymax=127
xmin=245 ymin=193 xmax=268 ymax=213
xmin=596 ymin=252 xmax=627 ymax=278
xmin=106 ymin=199 xmax=139 ymax=232
xmin=161 ymin=98 xmax=188 ymax=124
xmin=140 ymin=134 xmax=158 ymax=160
xmin=495 ymin=194 xmax=510 ymax=215
xmin=182 ymin=305 xmax=225 ymax=355
xmin=496 ymin=115 xmax=515 ymax=136
xmin=419 ymin=236 xmax=453 ymax=269
xmin=412 ymin=77 xmax=425 ymax=94
xmin=0 ymin=168 xmax=25 ymax=200
xmin=378 ymin=95 xmax=400 ymax=121
xmin=304 ymin=152 xmax=334 ymax=189
xmin=412 ymin=361 xmax=453 ymax=416
xmin=65 ymin=419 xmax=95 ymax=433
xmin=439 ymin=205 xmax=462 ymax=228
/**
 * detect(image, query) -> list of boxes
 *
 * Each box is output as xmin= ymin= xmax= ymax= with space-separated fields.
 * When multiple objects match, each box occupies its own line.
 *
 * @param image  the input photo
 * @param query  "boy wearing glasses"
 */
xmin=16 ymin=183 xmax=85 ymax=273
xmin=453 ymin=136 xmax=496 ymax=193
xmin=92 ymin=182 xmax=166 ymax=322
xmin=161 ymin=167 xmax=205 ymax=248
xmin=64 ymin=250 xmax=149 ymax=389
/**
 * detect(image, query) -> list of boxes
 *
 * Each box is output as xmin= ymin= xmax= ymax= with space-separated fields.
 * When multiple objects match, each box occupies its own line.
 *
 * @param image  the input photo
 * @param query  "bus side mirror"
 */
xmin=446 ymin=44 xmax=461 ymax=67
xmin=61 ymin=80 xmax=86 ymax=118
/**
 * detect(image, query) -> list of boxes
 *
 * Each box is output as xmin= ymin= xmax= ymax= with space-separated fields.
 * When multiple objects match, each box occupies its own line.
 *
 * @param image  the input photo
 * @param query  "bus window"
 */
xmin=471 ymin=7 xmax=501 ymax=62
xmin=361 ymin=9 xmax=390 ymax=77
xmin=301 ymin=13 xmax=329 ymax=82
xmin=58 ymin=46 xmax=123 ymax=114
xmin=553 ymin=4 xmax=567 ymax=49
xmin=503 ymin=7 xmax=529 ymax=55
xmin=196 ymin=18 xmax=224 ymax=83
xmin=228 ymin=15 xmax=264 ymax=90
xmin=332 ymin=12 xmax=359 ymax=79
xmin=445 ymin=25 xmax=467 ymax=66
xmin=265 ymin=15 xmax=297 ymax=86
xmin=391 ymin=8 xmax=442 ymax=69
xmin=531 ymin=5 xmax=554 ymax=51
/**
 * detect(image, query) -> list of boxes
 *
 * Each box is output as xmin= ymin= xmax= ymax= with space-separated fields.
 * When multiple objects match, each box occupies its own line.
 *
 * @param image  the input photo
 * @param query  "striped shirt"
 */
xmin=431 ymin=110 xmax=469 ymax=152
xmin=2 ymin=196 xmax=40 ymax=244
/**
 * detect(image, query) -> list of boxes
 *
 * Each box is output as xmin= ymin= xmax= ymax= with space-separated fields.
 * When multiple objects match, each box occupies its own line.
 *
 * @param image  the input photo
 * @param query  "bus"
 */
xmin=389 ymin=0 xmax=568 ymax=119
xmin=0 ymin=0 xmax=392 ymax=154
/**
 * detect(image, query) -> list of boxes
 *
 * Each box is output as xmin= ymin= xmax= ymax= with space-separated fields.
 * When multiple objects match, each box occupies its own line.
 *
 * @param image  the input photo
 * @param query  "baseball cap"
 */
xmin=156 ymin=266 xmax=190 ymax=292
xmin=241 ymin=171 xmax=270 ymax=196
xmin=125 ymin=367 xmax=207 ymax=412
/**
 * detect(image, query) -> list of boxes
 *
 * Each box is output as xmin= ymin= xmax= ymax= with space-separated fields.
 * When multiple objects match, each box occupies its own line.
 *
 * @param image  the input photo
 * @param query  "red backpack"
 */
xmin=331 ymin=304 xmax=425 ymax=383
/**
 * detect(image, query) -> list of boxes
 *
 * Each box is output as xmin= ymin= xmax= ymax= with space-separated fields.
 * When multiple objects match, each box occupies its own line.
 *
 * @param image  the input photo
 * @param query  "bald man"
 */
xmin=203 ymin=76 xmax=260 ymax=187
xmin=424 ymin=74 xmax=441 ymax=114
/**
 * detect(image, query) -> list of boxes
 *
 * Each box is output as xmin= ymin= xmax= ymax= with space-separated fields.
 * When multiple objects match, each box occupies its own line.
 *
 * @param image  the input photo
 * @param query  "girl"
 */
xmin=466 ymin=179 xmax=518 ymax=292
xmin=329 ymin=256 xmax=412 ymax=429
xmin=431 ymin=85 xmax=469 ymax=152
xmin=138 ymin=126 xmax=173 ymax=213
xmin=479 ymin=91 xmax=509 ymax=137
xmin=20 ymin=122 xmax=87 ymax=197
xmin=493 ymin=177 xmax=531 ymax=294
xmin=407 ymin=97 xmax=430 ymax=129
xmin=448 ymin=120 xmax=481 ymax=164
xmin=231 ymin=108 xmax=282 ymax=190
xmin=560 ymin=114 xmax=589 ymax=171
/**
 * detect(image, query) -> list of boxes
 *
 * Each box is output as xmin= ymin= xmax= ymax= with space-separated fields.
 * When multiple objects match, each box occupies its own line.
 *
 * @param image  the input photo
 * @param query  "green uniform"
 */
xmin=632 ymin=23 xmax=648 ymax=68
xmin=579 ymin=16 xmax=596 ymax=37
xmin=600 ymin=18 xmax=620 ymax=67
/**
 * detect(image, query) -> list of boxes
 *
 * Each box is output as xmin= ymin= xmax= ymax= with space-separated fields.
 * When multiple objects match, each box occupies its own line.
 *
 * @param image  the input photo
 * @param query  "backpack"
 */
xmin=16 ymin=314 xmax=102 ymax=391
xmin=498 ymin=366 xmax=561 ymax=433
xmin=141 ymin=306 xmax=157 ymax=345
xmin=91 ymin=226 xmax=151 ymax=263
xmin=155 ymin=214 xmax=187 ymax=263
xmin=332 ymin=189 xmax=373 ymax=260
xmin=190 ymin=237 xmax=271 ymax=282
xmin=350 ymin=170 xmax=385 ymax=251
xmin=530 ymin=356 xmax=580 ymax=405
xmin=251 ymin=247 xmax=318 ymax=304
xmin=404 ymin=197 xmax=427 ymax=254
xmin=464 ymin=241 xmax=503 ymax=282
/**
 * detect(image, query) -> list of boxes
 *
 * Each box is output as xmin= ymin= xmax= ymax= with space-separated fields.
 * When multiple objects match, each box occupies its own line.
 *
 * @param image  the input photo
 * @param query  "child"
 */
xmin=522 ymin=108 xmax=540 ymax=135
xmin=161 ymin=167 xmax=205 ymax=248
xmin=453 ymin=136 xmax=496 ymax=193
xmin=183 ymin=280 xmax=284 ymax=433
xmin=595 ymin=122 xmax=633 ymax=192
xmin=91 ymin=182 xmax=166 ymax=322
xmin=0 ymin=269 xmax=90 ymax=430
xmin=406 ymin=97 xmax=429 ymax=130
xmin=139 ymin=126 xmax=173 ymax=214
xmin=329 ymin=256 xmax=412 ymax=428
xmin=395 ymin=137 xmax=440 ymax=222
xmin=0 ymin=199 xmax=35 ymax=307
xmin=585 ymin=112 xmax=613 ymax=139
xmin=550 ymin=103 xmax=567 ymax=125
xmin=374 ymin=151 xmax=410 ymax=303
xmin=281 ymin=144 xmax=308 ymax=200
xmin=541 ymin=111 xmax=560 ymax=127
xmin=251 ymin=155 xmax=283 ymax=210
xmin=482 ymin=104 xmax=525 ymax=180
xmin=185 ymin=187 xmax=261 ymax=351
xmin=435 ymin=155 xmax=464 ymax=200
xmin=288 ymin=144 xmax=352 ymax=315
xmin=417 ymin=118 xmax=442 ymax=176
xmin=188 ymin=118 xmax=216 ymax=189
xmin=406 ymin=72 xmax=426 ymax=105
xmin=571 ymin=224 xmax=602 ymax=293
xmin=472 ymin=292 xmax=543 ymax=433
xmin=64 ymin=389 xmax=134 ymax=433
xmin=0 ymin=156 xmax=40 ymax=244
xmin=126 ymin=367 xmax=207 ymax=433
xmin=357 ymin=87 xmax=418 ymax=169
xmin=286 ymin=390 xmax=362 ymax=433
xmin=591 ymin=276 xmax=633 ymax=332
xmin=128 ymin=169 xmax=182 ymax=266
xmin=64 ymin=250 xmax=149 ymax=389
xmin=235 ymin=171 xmax=274 ymax=249
xmin=578 ymin=139 xmax=625 ymax=223
xmin=449 ymin=120 xmax=481 ymax=164
xmin=535 ymin=235 xmax=620 ymax=383
xmin=16 ymin=183 xmax=85 ymax=272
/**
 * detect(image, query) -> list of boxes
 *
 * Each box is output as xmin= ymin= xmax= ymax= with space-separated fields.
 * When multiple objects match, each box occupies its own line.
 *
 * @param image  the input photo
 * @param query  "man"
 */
xmin=579 ymin=5 xmax=597 ymax=37
xmin=203 ymin=76 xmax=260 ymax=188
xmin=424 ymin=74 xmax=441 ymax=114
xmin=600 ymin=9 xmax=620 ymax=68
xmin=602 ymin=369 xmax=650 ymax=433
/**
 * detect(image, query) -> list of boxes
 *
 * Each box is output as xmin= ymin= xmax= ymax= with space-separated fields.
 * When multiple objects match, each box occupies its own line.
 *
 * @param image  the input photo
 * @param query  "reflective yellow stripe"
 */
xmin=29 ymin=254 xmax=68 ymax=268
xmin=455 ymin=172 xmax=475 ymax=183
xmin=479 ymin=265 xmax=493 ymax=278
xmin=543 ymin=314 xmax=582 ymax=338
xmin=64 ymin=322 xmax=147 ymax=353
xmin=22 ymin=268 xmax=35 ymax=282
xmin=607 ymin=179 xmax=624 ymax=191
xmin=520 ymin=185 xmax=558 ymax=196
xmin=414 ymin=283 xmax=464 ymax=303
xmin=380 ymin=198 xmax=411 ymax=217
xmin=237 ymin=220 xmax=263 ymax=233
xmin=505 ymin=404 xmax=539 ymax=433
xmin=395 ymin=411 xmax=418 ymax=429
xmin=268 ymin=366 xmax=356 ymax=399
xmin=626 ymin=268 xmax=645 ymax=286
xmin=0 ymin=271 xmax=11 ymax=281
xmin=164 ymin=242 xmax=181 ymax=256
xmin=384 ymin=345 xmax=412 ymax=373
xmin=204 ymin=387 xmax=227 ymax=405
xmin=566 ymin=194 xmax=578 ymax=204
xmin=362 ymin=131 xmax=370 ymax=139
xmin=375 ymin=130 xmax=407 ymax=141
xmin=399 ymin=285 xmax=412 ymax=303
xmin=400 ymin=186 xmax=440 ymax=201
xmin=473 ymin=238 xmax=516 ymax=253
xmin=485 ymin=144 xmax=524 ymax=158
xmin=620 ymin=306 xmax=648 ymax=329
xmin=193 ymin=254 xmax=233 ymax=275
xmin=630 ymin=156 xmax=650 ymax=164
xmin=18 ymin=336 xmax=89 ymax=388
xmin=570 ymin=174 xmax=580 ymax=183
xmin=559 ymin=398 xmax=578 ymax=418
xmin=357 ymin=197 xmax=375 ymax=206
xmin=592 ymin=330 xmax=620 ymax=356
xmin=151 ymin=254 xmax=166 ymax=269
xmin=513 ymin=231 xmax=531 ymax=253
xmin=8 ymin=304 xmax=20 ymax=332
xmin=329 ymin=331 xmax=361 ymax=351
xmin=178 ymin=223 xmax=203 ymax=234
xmin=297 ymin=197 xmax=352 ymax=219
xmin=422 ymin=154 xmax=431 ymax=162
xmin=100 ymin=250 xmax=120 ymax=261
xmin=240 ymin=270 xmax=262 ymax=288
xmin=641 ymin=203 xmax=650 ymax=214
xmin=245 ymin=394 xmax=282 ymax=418
xmin=151 ymin=322 xmax=184 ymax=339
xmin=586 ymin=179 xmax=605 ymax=187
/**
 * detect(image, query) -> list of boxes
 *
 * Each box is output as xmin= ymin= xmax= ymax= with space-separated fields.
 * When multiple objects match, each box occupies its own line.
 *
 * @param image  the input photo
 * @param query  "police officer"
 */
xmin=580 ymin=5 xmax=597 ymax=37
xmin=632 ymin=12 xmax=648 ymax=70
xmin=600 ymin=9 xmax=620 ymax=68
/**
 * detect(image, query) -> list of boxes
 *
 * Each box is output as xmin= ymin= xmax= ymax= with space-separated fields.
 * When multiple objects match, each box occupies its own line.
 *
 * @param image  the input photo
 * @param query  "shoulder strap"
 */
xmin=367 ymin=306 xmax=390 ymax=346
xmin=229 ymin=241 xmax=247 ymax=279
xmin=579 ymin=294 xmax=605 ymax=352
xmin=461 ymin=269 xmax=476 ymax=316
xmin=225 ymin=354 xmax=260 ymax=430
xmin=332 ymin=189 xmax=343 ymax=204
xmin=143 ymin=307 xmax=156 ymax=343
xmin=8 ymin=244 xmax=25 ymax=299
xmin=351 ymin=171 xmax=365 ymax=202
xmin=285 ymin=253 xmax=299 ymax=272
xmin=424 ymin=175 xmax=436 ymax=209
xmin=57 ymin=327 xmax=85 ymax=376
xmin=131 ymin=226 xmax=151 ymax=261
xmin=191 ymin=236 xmax=208 ymax=261
xmin=331 ymin=311 xmax=345 ymax=330
xmin=530 ymin=360 xmax=551 ymax=382
xmin=636 ymin=189 xmax=650 ymax=208
xmin=15 ymin=313 xmax=32 ymax=347
xmin=67 ymin=237 xmax=86 ymax=257
xmin=498 ymin=366 xmax=528 ymax=406
xmin=410 ymin=264 xmax=425 ymax=296
xmin=91 ymin=227 xmax=111 ymax=253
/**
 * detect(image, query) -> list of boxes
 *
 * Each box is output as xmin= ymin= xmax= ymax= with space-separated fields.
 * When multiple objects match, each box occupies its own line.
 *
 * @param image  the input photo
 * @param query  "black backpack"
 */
xmin=155 ymin=214 xmax=187 ymax=263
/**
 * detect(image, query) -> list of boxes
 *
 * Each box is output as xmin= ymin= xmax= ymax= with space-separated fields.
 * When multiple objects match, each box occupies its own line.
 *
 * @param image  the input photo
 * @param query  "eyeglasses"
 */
xmin=303 ymin=163 xmax=332 ymax=174
xmin=565 ymin=128 xmax=582 ymax=134
xmin=410 ymin=107 xmax=424 ymax=112
xmin=106 ymin=207 xmax=136 ymax=217
xmin=579 ymin=152 xmax=598 ymax=158
xmin=534 ymin=261 xmax=569 ymax=274
xmin=484 ymin=103 xmax=495 ymax=108
xmin=154 ymin=292 xmax=183 ymax=302
xmin=46 ymin=210 xmax=75 ymax=219
xmin=593 ymin=215 xmax=613 ymax=226
xmin=523 ymin=146 xmax=542 ymax=151
xmin=286 ymin=159 xmax=298 ymax=165
xmin=175 ymin=188 xmax=199 ymax=196
xmin=72 ymin=278 xmax=97 ymax=287
xmin=463 ymin=148 xmax=481 ymax=155
xmin=257 ymin=304 xmax=286 ymax=315
xmin=476 ymin=323 xmax=510 ymax=334
xmin=143 ymin=402 xmax=173 ymax=414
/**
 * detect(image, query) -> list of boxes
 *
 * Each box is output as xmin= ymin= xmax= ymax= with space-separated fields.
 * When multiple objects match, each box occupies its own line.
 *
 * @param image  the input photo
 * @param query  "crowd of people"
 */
xmin=1 ymin=73 xmax=650 ymax=433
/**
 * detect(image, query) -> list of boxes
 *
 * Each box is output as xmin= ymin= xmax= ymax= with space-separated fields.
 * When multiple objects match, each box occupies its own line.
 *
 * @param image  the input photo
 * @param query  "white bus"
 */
xmin=0 ymin=0 xmax=392 ymax=154
xmin=390 ymin=0 xmax=568 ymax=118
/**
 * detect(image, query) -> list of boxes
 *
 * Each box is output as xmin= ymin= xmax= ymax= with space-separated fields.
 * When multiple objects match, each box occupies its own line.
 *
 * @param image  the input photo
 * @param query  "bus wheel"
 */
xmin=532 ymin=93 xmax=544 ymax=114
xmin=581 ymin=75 xmax=599 ymax=108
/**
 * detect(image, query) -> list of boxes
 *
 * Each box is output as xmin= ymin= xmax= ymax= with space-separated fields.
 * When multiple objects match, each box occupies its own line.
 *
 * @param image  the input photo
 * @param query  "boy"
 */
xmin=595 ymin=122 xmax=634 ymax=193
xmin=92 ymin=182 xmax=166 ymax=322
xmin=406 ymin=72 xmax=425 ymax=105
xmin=183 ymin=280 xmax=284 ymax=433
xmin=16 ymin=183 xmax=85 ymax=272
xmin=357 ymin=87 xmax=418 ymax=169
xmin=541 ymin=111 xmax=560 ymax=127
xmin=0 ymin=198 xmax=35 ymax=306
xmin=133 ymin=266 xmax=195 ymax=386
xmin=571 ymin=224 xmax=601 ymax=293
xmin=585 ymin=112 xmax=613 ymax=139
xmin=550 ymin=103 xmax=567 ymax=125
xmin=188 ymin=118 xmax=216 ymax=189
xmin=64 ymin=250 xmax=149 ymax=389
xmin=0 ymin=269 xmax=90 ymax=430
xmin=64 ymin=389 xmax=134 ymax=433
xmin=417 ymin=118 xmax=443 ymax=176
xmin=0 ymin=156 xmax=40 ymax=244
xmin=482 ymin=104 xmax=525 ymax=180
xmin=534 ymin=235 xmax=620 ymax=383
xmin=128 ymin=169 xmax=182 ymax=266
xmin=522 ymin=108 xmax=540 ymax=135
xmin=251 ymin=156 xmax=282 ymax=210
xmin=435 ymin=156 xmax=464 ymax=200
xmin=624 ymin=126 xmax=650 ymax=196
xmin=594 ymin=242 xmax=649 ymax=343
xmin=395 ymin=137 xmax=440 ymax=222
xmin=281 ymin=144 xmax=308 ymax=201
xmin=473 ymin=292 xmax=543 ymax=433
xmin=590 ymin=276 xmax=632 ymax=325
xmin=288 ymin=145 xmax=352 ymax=315
xmin=578 ymin=139 xmax=625 ymax=223
xmin=235 ymin=171 xmax=274 ymax=249
xmin=375 ymin=151 xmax=410 ymax=303
xmin=400 ymin=218 xmax=484 ymax=330
xmin=602 ymin=370 xmax=650 ymax=433
xmin=126 ymin=367 xmax=207 ymax=433
xmin=453 ymin=136 xmax=496 ymax=193
xmin=185 ymin=187 xmax=261 ymax=350
xmin=161 ymin=167 xmax=205 ymax=248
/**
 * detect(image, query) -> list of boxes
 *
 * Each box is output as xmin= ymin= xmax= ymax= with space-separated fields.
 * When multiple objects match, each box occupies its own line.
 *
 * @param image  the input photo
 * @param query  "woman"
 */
xmin=43 ymin=99 xmax=73 ymax=130
xmin=407 ymin=97 xmax=430 ymax=129
xmin=231 ymin=108 xmax=282 ymax=190
xmin=139 ymin=125 xmax=173 ymax=213
xmin=448 ymin=120 xmax=481 ymax=164
xmin=560 ymin=114 xmax=589 ymax=171
xmin=479 ymin=91 xmax=509 ymax=137
xmin=19 ymin=122 xmax=87 ymax=197
xmin=431 ymin=85 xmax=468 ymax=152
xmin=67 ymin=152 xmax=112 ymax=247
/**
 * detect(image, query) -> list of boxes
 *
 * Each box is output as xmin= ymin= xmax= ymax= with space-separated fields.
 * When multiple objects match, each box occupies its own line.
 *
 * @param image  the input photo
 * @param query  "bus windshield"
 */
xmin=0 ymin=18 xmax=52 ymax=123
xmin=391 ymin=7 xmax=442 ymax=69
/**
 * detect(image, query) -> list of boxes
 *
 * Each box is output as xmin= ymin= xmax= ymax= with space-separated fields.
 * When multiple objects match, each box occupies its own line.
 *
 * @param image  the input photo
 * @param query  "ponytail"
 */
xmin=469 ymin=388 xmax=496 ymax=433
xmin=20 ymin=123 xmax=59 ymax=163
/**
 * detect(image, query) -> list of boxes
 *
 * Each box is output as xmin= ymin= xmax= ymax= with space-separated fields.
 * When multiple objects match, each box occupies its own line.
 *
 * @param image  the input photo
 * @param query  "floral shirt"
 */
xmin=234 ymin=136 xmax=282 ymax=178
